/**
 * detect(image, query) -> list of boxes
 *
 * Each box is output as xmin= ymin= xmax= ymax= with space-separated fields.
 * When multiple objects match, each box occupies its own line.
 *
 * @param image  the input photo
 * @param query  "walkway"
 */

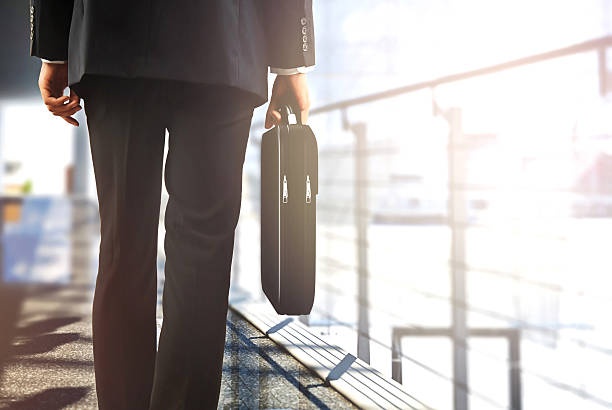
xmin=0 ymin=197 xmax=355 ymax=409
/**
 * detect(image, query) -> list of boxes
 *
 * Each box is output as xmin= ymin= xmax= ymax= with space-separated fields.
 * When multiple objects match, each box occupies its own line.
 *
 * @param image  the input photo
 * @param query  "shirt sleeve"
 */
xmin=269 ymin=65 xmax=315 ymax=75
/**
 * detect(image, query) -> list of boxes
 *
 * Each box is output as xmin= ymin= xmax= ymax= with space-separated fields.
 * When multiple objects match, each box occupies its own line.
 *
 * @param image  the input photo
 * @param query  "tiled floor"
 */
xmin=0 ymin=197 xmax=355 ymax=409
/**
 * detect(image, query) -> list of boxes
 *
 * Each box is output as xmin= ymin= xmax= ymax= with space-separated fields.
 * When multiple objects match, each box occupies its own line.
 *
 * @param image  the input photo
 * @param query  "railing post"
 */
xmin=598 ymin=47 xmax=611 ymax=97
xmin=352 ymin=122 xmax=371 ymax=364
xmin=391 ymin=329 xmax=402 ymax=383
xmin=447 ymin=107 xmax=469 ymax=410
xmin=598 ymin=0 xmax=611 ymax=96
xmin=509 ymin=330 xmax=522 ymax=410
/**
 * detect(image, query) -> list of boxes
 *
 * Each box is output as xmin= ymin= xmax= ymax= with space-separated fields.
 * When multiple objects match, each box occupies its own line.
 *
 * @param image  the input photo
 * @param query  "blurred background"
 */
xmin=2 ymin=1 xmax=612 ymax=409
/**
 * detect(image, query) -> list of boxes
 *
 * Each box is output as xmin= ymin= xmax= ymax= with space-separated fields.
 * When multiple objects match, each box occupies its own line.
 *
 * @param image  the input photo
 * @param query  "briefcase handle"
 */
xmin=279 ymin=104 xmax=301 ymax=125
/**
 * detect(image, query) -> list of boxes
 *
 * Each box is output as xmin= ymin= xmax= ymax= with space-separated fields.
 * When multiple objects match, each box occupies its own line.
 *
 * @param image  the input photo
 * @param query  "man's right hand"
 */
xmin=38 ymin=62 xmax=82 ymax=126
xmin=265 ymin=73 xmax=310 ymax=129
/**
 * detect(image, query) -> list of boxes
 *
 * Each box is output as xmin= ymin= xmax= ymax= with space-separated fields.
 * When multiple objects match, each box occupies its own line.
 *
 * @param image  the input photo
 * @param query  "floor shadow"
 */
xmin=17 ymin=316 xmax=81 ymax=337
xmin=248 ymin=335 xmax=267 ymax=340
xmin=226 ymin=320 xmax=331 ymax=410
xmin=8 ymin=357 xmax=93 ymax=368
xmin=6 ymin=386 xmax=90 ymax=410
xmin=0 ymin=197 xmax=96 ymax=409
xmin=303 ymin=382 xmax=326 ymax=389
xmin=325 ymin=353 xmax=356 ymax=383
xmin=0 ymin=285 xmax=26 ymax=385
xmin=12 ymin=332 xmax=81 ymax=356
xmin=0 ymin=290 xmax=83 ymax=382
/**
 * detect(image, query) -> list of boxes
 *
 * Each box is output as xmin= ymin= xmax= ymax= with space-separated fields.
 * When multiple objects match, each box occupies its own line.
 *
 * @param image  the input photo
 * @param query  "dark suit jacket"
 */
xmin=29 ymin=0 xmax=315 ymax=106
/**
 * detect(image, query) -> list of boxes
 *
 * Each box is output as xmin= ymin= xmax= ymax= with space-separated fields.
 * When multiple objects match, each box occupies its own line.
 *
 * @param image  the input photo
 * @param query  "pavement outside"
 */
xmin=0 ymin=198 xmax=356 ymax=409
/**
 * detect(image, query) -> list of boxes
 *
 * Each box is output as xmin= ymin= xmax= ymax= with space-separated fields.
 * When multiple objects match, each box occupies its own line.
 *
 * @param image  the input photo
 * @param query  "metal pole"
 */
xmin=391 ymin=329 xmax=402 ymax=383
xmin=598 ymin=47 xmax=609 ymax=97
xmin=448 ymin=107 xmax=469 ymax=410
xmin=353 ymin=122 xmax=370 ymax=364
xmin=509 ymin=330 xmax=522 ymax=410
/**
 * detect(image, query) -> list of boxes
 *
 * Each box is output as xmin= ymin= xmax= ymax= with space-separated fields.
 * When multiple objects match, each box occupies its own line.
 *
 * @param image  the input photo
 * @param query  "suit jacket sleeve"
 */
xmin=29 ymin=0 xmax=74 ymax=61
xmin=262 ymin=0 xmax=315 ymax=69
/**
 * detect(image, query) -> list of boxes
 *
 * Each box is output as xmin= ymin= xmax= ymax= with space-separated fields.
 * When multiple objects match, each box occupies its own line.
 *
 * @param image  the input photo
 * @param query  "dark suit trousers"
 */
xmin=81 ymin=76 xmax=256 ymax=409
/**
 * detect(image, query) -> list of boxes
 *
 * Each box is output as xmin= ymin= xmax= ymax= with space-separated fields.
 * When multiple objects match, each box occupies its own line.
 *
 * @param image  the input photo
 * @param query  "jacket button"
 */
xmin=300 ymin=17 xmax=307 ymax=26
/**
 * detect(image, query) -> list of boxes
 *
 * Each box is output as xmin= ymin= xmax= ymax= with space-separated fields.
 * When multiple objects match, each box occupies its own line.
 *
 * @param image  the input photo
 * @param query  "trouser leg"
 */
xmin=149 ymin=84 xmax=254 ymax=410
xmin=84 ymin=78 xmax=167 ymax=410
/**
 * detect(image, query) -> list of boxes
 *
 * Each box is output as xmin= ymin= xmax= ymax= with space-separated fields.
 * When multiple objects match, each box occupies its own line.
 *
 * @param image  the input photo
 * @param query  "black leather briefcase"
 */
xmin=261 ymin=105 xmax=318 ymax=315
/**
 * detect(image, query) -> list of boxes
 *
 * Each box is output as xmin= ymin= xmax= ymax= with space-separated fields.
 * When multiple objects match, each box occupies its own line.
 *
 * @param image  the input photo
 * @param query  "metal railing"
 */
xmin=238 ymin=35 xmax=612 ymax=410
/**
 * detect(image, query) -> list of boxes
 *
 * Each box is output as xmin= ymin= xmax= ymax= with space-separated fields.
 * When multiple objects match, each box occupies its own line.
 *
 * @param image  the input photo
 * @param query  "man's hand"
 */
xmin=38 ymin=62 xmax=81 ymax=126
xmin=265 ymin=73 xmax=310 ymax=129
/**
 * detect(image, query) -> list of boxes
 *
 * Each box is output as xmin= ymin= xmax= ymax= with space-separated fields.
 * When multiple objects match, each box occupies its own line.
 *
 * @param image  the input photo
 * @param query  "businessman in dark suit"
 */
xmin=30 ymin=1 xmax=315 ymax=408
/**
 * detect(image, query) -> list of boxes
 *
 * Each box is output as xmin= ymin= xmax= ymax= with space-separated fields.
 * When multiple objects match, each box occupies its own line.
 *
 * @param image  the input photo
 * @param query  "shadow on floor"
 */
xmin=12 ymin=332 xmax=82 ymax=356
xmin=17 ymin=317 xmax=81 ymax=337
xmin=0 ymin=285 xmax=26 ymax=386
xmin=226 ymin=319 xmax=332 ymax=409
xmin=5 ymin=386 xmax=90 ymax=409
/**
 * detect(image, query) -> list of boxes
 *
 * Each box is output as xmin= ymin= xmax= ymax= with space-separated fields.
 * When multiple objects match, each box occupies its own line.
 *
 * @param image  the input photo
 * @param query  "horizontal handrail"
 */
xmin=251 ymin=35 xmax=612 ymax=129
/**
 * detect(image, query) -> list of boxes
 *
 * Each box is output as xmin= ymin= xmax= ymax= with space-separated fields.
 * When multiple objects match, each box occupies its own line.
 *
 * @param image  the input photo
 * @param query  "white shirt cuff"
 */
xmin=41 ymin=59 xmax=67 ymax=64
xmin=270 ymin=66 xmax=314 ymax=75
